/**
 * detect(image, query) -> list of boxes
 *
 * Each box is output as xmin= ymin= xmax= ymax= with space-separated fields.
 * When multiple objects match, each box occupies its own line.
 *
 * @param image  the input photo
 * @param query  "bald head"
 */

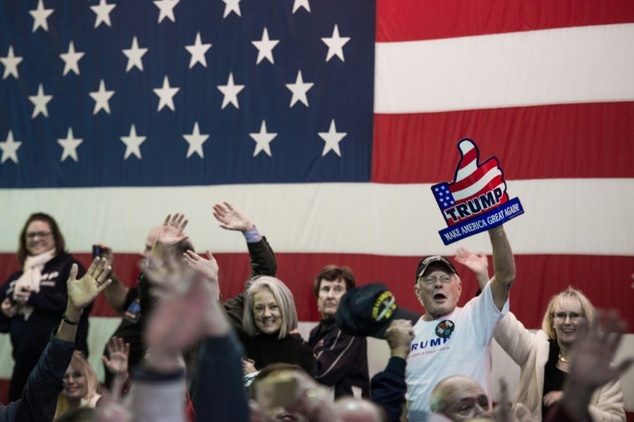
xmin=429 ymin=376 xmax=492 ymax=421
xmin=332 ymin=397 xmax=385 ymax=422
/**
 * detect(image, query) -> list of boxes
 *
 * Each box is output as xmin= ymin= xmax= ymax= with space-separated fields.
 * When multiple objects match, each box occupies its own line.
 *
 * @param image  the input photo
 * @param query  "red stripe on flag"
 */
xmin=372 ymin=102 xmax=634 ymax=183
xmin=376 ymin=0 xmax=634 ymax=42
xmin=2 ymin=253 xmax=631 ymax=332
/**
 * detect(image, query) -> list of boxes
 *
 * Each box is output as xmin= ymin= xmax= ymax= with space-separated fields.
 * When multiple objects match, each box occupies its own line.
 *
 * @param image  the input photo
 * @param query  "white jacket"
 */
xmin=494 ymin=312 xmax=625 ymax=421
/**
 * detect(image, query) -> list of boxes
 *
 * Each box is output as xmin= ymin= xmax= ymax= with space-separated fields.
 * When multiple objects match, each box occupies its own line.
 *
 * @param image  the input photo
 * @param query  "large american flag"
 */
xmin=0 ymin=0 xmax=373 ymax=186
xmin=1 ymin=0 xmax=633 ymax=405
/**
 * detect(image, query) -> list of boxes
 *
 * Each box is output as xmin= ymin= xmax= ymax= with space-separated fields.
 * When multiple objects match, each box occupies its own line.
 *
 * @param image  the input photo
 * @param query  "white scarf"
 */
xmin=13 ymin=249 xmax=56 ymax=320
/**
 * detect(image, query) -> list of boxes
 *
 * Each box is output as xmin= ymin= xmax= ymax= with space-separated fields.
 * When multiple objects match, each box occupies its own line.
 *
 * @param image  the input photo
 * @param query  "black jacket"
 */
xmin=308 ymin=318 xmax=370 ymax=398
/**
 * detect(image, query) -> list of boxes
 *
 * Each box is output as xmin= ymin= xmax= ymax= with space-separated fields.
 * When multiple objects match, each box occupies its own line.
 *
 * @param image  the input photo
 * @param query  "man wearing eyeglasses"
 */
xmin=405 ymin=225 xmax=516 ymax=420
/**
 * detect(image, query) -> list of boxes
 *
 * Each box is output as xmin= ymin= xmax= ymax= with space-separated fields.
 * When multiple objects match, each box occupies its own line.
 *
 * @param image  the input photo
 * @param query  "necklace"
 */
xmin=558 ymin=353 xmax=570 ymax=363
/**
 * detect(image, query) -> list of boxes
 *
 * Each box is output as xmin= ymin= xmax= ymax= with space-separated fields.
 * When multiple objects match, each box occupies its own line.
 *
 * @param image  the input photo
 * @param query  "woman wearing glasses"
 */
xmin=0 ymin=212 xmax=89 ymax=402
xmin=456 ymin=248 xmax=626 ymax=421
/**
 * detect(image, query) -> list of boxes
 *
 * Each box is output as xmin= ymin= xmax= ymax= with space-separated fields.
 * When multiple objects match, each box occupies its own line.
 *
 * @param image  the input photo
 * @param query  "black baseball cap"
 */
xmin=415 ymin=255 xmax=458 ymax=283
xmin=335 ymin=282 xmax=421 ymax=339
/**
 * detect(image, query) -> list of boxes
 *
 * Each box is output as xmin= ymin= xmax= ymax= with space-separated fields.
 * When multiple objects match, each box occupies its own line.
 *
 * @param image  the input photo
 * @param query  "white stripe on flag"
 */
xmin=375 ymin=23 xmax=634 ymax=113
xmin=1 ymin=178 xmax=632 ymax=256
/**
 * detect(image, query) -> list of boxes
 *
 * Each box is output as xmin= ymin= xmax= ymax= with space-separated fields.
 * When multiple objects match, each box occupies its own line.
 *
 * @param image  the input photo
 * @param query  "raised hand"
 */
xmin=67 ymin=257 xmax=112 ymax=311
xmin=183 ymin=250 xmax=220 ymax=300
xmin=164 ymin=213 xmax=188 ymax=230
xmin=455 ymin=247 xmax=488 ymax=275
xmin=555 ymin=310 xmax=633 ymax=421
xmin=102 ymin=336 xmax=130 ymax=380
xmin=567 ymin=310 xmax=632 ymax=389
xmin=142 ymin=249 xmax=219 ymax=371
xmin=158 ymin=213 xmax=189 ymax=246
xmin=183 ymin=250 xmax=219 ymax=282
xmin=385 ymin=319 xmax=414 ymax=359
xmin=455 ymin=247 xmax=490 ymax=289
xmin=213 ymin=202 xmax=254 ymax=232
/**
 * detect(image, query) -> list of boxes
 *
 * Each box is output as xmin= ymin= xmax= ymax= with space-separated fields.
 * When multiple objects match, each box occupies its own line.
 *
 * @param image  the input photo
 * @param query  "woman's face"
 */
xmin=25 ymin=220 xmax=55 ymax=256
xmin=253 ymin=288 xmax=283 ymax=335
xmin=553 ymin=301 xmax=588 ymax=347
xmin=62 ymin=362 xmax=88 ymax=400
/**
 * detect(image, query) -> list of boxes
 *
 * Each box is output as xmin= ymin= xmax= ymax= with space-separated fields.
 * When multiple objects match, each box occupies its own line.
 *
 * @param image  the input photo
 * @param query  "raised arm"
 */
xmin=139 ymin=244 xmax=247 ymax=422
xmin=58 ymin=258 xmax=112 ymax=341
xmin=13 ymin=257 xmax=111 ymax=422
xmin=213 ymin=202 xmax=277 ymax=331
xmin=371 ymin=320 xmax=415 ymax=422
xmin=454 ymin=247 xmax=490 ymax=291
xmin=213 ymin=201 xmax=277 ymax=277
xmin=97 ymin=244 xmax=130 ymax=315
xmin=487 ymin=225 xmax=516 ymax=311
xmin=213 ymin=201 xmax=254 ymax=232
xmin=101 ymin=336 xmax=130 ymax=386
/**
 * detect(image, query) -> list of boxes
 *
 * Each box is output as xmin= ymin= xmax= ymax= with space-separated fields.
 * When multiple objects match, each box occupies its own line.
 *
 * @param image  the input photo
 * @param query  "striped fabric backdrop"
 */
xmin=1 ymin=0 xmax=633 ymax=413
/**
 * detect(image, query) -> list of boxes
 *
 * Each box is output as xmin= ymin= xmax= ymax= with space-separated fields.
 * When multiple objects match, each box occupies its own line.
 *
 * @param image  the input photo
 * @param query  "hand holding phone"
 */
xmin=92 ymin=244 xmax=115 ymax=266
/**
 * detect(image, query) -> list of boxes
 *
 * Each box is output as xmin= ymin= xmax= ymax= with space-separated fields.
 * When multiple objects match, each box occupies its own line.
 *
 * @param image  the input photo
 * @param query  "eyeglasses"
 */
xmin=553 ymin=312 xmax=584 ymax=322
xmin=26 ymin=231 xmax=52 ymax=240
xmin=419 ymin=274 xmax=454 ymax=285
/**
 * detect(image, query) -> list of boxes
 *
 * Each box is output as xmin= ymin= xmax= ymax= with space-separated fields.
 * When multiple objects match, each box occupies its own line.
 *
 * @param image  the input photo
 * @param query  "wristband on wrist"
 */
xmin=243 ymin=226 xmax=262 ymax=243
xmin=62 ymin=313 xmax=80 ymax=325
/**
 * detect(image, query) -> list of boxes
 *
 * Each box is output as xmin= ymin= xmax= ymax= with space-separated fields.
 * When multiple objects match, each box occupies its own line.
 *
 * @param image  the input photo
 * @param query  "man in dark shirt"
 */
xmin=307 ymin=265 xmax=370 ymax=398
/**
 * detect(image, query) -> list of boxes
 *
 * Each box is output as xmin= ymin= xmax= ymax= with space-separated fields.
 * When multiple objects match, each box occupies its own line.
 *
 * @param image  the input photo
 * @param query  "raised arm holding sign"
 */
xmin=431 ymin=138 xmax=524 ymax=245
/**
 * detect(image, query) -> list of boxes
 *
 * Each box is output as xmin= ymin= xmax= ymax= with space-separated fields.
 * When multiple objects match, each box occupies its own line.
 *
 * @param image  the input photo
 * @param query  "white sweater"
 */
xmin=494 ymin=312 xmax=625 ymax=421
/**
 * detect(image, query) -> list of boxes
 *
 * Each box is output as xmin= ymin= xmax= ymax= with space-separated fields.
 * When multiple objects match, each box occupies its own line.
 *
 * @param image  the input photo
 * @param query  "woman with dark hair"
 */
xmin=0 ymin=212 xmax=89 ymax=401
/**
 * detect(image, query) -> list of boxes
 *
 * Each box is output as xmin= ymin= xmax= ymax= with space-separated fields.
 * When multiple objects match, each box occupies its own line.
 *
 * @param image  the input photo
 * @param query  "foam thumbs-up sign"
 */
xmin=430 ymin=138 xmax=524 ymax=245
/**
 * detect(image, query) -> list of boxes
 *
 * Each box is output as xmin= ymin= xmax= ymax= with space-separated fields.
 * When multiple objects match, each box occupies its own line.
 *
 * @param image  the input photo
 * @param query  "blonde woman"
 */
xmin=54 ymin=351 xmax=101 ymax=419
xmin=240 ymin=277 xmax=315 ymax=376
xmin=456 ymin=248 xmax=626 ymax=421
xmin=54 ymin=336 xmax=128 ymax=420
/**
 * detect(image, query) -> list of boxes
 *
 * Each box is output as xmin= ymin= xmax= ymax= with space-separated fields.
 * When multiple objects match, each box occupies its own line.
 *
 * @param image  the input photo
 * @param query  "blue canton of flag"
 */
xmin=0 ymin=0 xmax=375 ymax=188
xmin=431 ymin=183 xmax=454 ymax=210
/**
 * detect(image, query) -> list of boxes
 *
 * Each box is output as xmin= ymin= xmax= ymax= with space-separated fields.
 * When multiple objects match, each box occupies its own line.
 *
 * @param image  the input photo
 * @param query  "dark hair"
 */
xmin=313 ymin=265 xmax=356 ymax=297
xmin=17 ymin=212 xmax=66 ymax=265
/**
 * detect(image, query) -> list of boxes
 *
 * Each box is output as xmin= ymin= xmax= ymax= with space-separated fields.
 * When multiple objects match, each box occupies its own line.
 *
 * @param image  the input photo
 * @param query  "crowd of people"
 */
xmin=0 ymin=204 xmax=631 ymax=422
